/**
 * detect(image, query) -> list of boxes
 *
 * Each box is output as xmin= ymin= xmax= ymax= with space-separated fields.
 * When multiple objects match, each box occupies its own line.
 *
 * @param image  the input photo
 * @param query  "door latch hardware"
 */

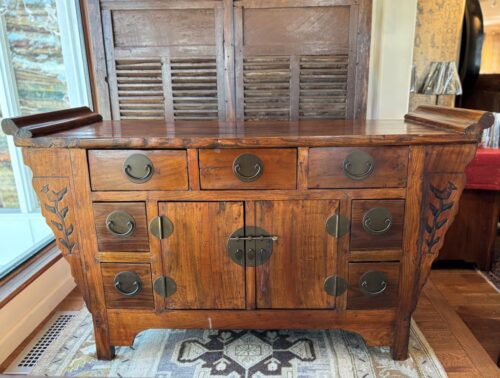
xmin=227 ymin=226 xmax=275 ymax=267
xmin=153 ymin=276 xmax=177 ymax=298
xmin=149 ymin=215 xmax=174 ymax=239
xmin=228 ymin=235 xmax=278 ymax=242
xmin=323 ymin=275 xmax=348 ymax=296
xmin=325 ymin=214 xmax=350 ymax=238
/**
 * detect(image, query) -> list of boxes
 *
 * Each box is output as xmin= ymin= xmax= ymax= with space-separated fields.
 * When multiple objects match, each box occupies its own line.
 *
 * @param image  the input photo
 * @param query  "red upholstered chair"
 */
xmin=439 ymin=147 xmax=500 ymax=269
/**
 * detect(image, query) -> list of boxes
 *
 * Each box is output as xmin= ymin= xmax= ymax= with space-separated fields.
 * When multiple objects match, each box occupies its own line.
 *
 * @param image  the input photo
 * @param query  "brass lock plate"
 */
xmin=227 ymin=226 xmax=275 ymax=267
xmin=149 ymin=215 xmax=174 ymax=239
xmin=362 ymin=207 xmax=393 ymax=235
xmin=359 ymin=271 xmax=388 ymax=296
xmin=323 ymin=275 xmax=348 ymax=297
xmin=123 ymin=153 xmax=154 ymax=183
xmin=343 ymin=150 xmax=375 ymax=181
xmin=232 ymin=154 xmax=264 ymax=182
xmin=325 ymin=214 xmax=350 ymax=237
xmin=153 ymin=276 xmax=177 ymax=298
xmin=106 ymin=210 xmax=136 ymax=238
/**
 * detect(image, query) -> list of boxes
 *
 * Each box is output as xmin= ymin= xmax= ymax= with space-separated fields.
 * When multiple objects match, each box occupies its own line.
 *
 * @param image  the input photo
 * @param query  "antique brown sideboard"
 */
xmin=1 ymin=105 xmax=494 ymax=361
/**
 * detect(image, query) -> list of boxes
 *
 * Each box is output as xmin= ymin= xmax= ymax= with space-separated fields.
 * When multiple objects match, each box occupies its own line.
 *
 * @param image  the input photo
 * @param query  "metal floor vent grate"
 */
xmin=4 ymin=311 xmax=77 ymax=375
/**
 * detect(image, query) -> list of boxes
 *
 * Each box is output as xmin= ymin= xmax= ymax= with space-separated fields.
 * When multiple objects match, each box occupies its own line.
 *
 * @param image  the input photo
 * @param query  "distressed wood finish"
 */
xmin=350 ymin=199 xmax=405 ymax=250
xmin=308 ymin=146 xmax=409 ymax=189
xmin=93 ymin=202 xmax=149 ymax=252
xmin=347 ymin=262 xmax=400 ymax=310
xmin=159 ymin=201 xmax=246 ymax=309
xmin=199 ymin=148 xmax=297 ymax=189
xmin=255 ymin=200 xmax=339 ymax=309
xmin=3 ymin=105 xmax=493 ymax=361
xmin=81 ymin=0 xmax=372 ymax=121
xmin=88 ymin=150 xmax=189 ymax=191
xmin=101 ymin=263 xmax=154 ymax=309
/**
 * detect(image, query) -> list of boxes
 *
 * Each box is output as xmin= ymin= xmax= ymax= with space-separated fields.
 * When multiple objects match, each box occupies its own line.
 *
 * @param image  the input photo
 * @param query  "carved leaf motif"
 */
xmin=429 ymin=203 xmax=438 ymax=216
xmin=55 ymin=187 xmax=68 ymax=201
xmin=51 ymin=220 xmax=63 ymax=231
xmin=61 ymin=207 xmax=69 ymax=218
xmin=44 ymin=204 xmax=57 ymax=214
xmin=425 ymin=223 xmax=433 ymax=233
xmin=436 ymin=219 xmax=448 ymax=229
xmin=67 ymin=224 xmax=74 ymax=236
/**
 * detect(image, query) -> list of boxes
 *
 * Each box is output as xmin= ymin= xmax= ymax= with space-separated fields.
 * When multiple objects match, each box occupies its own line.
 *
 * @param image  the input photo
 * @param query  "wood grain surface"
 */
xmin=88 ymin=149 xmax=188 ymax=191
xmin=199 ymin=148 xmax=297 ymax=189
xmin=254 ymin=200 xmax=339 ymax=309
xmin=308 ymin=146 xmax=409 ymax=189
xmin=93 ymin=202 xmax=149 ymax=252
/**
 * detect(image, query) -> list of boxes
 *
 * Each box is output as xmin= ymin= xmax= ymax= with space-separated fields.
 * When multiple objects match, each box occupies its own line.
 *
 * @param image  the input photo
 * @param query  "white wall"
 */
xmin=367 ymin=0 xmax=419 ymax=119
xmin=0 ymin=259 xmax=75 ymax=365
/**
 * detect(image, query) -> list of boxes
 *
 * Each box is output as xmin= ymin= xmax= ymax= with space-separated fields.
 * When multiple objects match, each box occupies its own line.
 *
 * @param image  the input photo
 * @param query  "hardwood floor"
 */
xmin=1 ymin=270 xmax=499 ymax=376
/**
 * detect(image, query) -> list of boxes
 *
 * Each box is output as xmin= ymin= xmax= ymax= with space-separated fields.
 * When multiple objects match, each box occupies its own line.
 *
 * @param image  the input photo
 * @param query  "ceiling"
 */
xmin=480 ymin=0 xmax=500 ymax=26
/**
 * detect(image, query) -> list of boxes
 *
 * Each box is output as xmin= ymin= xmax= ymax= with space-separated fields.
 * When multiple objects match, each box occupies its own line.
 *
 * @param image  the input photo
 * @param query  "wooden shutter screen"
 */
xmin=83 ymin=0 xmax=371 ymax=121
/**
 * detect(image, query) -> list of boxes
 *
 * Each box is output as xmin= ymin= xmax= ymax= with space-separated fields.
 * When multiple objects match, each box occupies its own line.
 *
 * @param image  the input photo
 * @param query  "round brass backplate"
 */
xmin=106 ymin=210 xmax=136 ymax=238
xmin=362 ymin=207 xmax=393 ymax=235
xmin=123 ymin=153 xmax=154 ymax=183
xmin=232 ymin=154 xmax=264 ymax=182
xmin=359 ymin=271 xmax=388 ymax=296
xmin=323 ymin=275 xmax=348 ymax=297
xmin=343 ymin=150 xmax=375 ymax=181
xmin=153 ymin=276 xmax=177 ymax=298
xmin=113 ymin=271 xmax=142 ymax=297
xmin=149 ymin=215 xmax=174 ymax=239
xmin=325 ymin=214 xmax=350 ymax=238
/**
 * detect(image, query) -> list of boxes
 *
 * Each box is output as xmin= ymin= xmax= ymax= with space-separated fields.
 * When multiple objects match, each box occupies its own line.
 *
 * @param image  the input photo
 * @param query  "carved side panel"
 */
xmin=416 ymin=145 xmax=477 ymax=293
xmin=22 ymin=148 xmax=88 ymax=304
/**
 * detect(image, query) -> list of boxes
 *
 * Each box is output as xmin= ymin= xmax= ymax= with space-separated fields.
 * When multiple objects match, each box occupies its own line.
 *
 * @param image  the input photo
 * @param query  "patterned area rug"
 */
xmin=32 ymin=309 xmax=447 ymax=377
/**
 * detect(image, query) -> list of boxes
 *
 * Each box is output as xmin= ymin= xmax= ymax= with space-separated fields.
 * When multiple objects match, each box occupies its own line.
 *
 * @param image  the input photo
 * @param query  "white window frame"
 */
xmin=0 ymin=0 xmax=92 ymax=216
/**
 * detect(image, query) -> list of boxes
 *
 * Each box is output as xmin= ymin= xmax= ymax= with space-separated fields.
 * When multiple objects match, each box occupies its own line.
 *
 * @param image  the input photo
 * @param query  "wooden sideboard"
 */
xmin=2 ymin=106 xmax=494 ymax=361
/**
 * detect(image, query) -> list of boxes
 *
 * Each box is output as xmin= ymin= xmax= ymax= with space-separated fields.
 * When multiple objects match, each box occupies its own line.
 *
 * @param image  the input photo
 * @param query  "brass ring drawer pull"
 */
xmin=106 ymin=219 xmax=135 ymax=237
xmin=232 ymin=154 xmax=264 ymax=182
xmin=123 ymin=154 xmax=154 ymax=183
xmin=105 ymin=210 xmax=136 ymax=238
xmin=113 ymin=271 xmax=142 ymax=297
xmin=359 ymin=271 xmax=388 ymax=296
xmin=362 ymin=207 xmax=393 ymax=235
xmin=343 ymin=151 xmax=375 ymax=180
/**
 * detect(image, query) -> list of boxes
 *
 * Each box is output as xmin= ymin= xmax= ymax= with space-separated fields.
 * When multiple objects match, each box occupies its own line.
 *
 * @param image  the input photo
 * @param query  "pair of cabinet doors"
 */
xmin=157 ymin=200 xmax=339 ymax=310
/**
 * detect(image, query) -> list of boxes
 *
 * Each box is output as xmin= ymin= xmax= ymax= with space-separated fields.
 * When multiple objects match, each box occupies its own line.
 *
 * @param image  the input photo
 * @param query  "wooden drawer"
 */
xmin=350 ymin=200 xmax=405 ymax=250
xmin=308 ymin=147 xmax=408 ymax=188
xmin=101 ymin=263 xmax=154 ymax=309
xmin=347 ymin=262 xmax=400 ymax=309
xmin=94 ymin=202 xmax=149 ymax=252
xmin=199 ymin=148 xmax=297 ymax=189
xmin=89 ymin=150 xmax=188 ymax=191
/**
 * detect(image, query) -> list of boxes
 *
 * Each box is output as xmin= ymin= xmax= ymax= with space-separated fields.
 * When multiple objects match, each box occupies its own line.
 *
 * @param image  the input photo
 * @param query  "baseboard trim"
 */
xmin=0 ymin=259 xmax=76 ymax=365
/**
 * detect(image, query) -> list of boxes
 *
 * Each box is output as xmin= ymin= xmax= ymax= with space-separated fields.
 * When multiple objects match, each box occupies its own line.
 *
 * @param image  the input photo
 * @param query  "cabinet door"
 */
xmin=159 ymin=202 xmax=245 ymax=309
xmin=255 ymin=200 xmax=339 ymax=309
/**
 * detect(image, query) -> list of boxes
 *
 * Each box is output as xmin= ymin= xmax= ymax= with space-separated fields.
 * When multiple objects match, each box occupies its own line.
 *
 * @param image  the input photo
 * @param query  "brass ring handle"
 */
xmin=363 ymin=216 xmax=392 ymax=234
xmin=106 ymin=219 xmax=135 ymax=237
xmin=114 ymin=280 xmax=141 ymax=296
xmin=124 ymin=163 xmax=153 ymax=182
xmin=343 ymin=160 xmax=374 ymax=180
xmin=233 ymin=163 xmax=262 ymax=181
xmin=361 ymin=279 xmax=387 ymax=296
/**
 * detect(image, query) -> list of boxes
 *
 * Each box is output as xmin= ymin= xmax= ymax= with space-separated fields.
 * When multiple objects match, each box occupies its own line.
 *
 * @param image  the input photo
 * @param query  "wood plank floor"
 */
xmin=1 ymin=269 xmax=499 ymax=376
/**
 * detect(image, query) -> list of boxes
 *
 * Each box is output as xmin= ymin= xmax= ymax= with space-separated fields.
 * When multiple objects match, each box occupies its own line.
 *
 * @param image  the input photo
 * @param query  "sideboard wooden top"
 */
xmin=2 ymin=106 xmax=495 ymax=149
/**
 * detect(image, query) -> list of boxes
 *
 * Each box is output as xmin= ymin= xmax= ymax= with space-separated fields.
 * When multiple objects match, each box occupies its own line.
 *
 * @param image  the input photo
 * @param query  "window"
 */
xmin=0 ymin=0 xmax=91 ymax=278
